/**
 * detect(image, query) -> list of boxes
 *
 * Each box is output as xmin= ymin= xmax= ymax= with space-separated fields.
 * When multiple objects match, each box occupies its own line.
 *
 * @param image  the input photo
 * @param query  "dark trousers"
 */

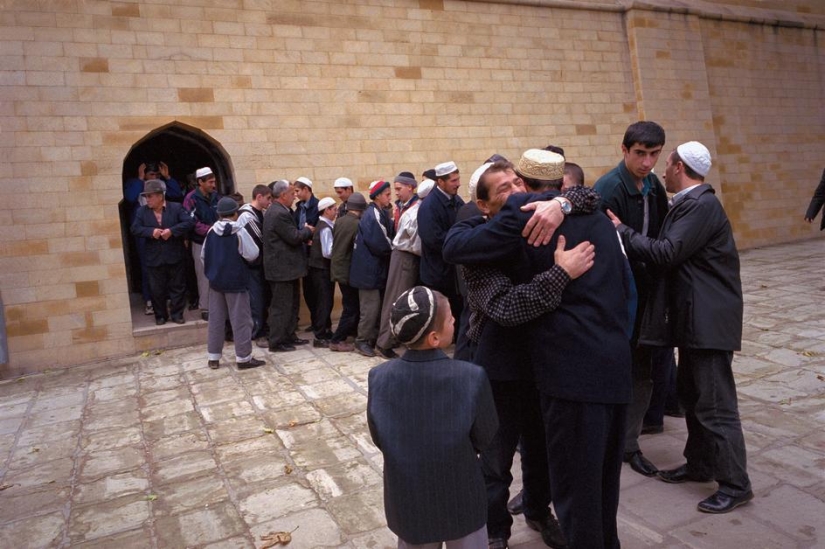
xmin=624 ymin=344 xmax=653 ymax=453
xmin=678 ymin=348 xmax=751 ymax=496
xmin=645 ymin=347 xmax=677 ymax=427
xmin=247 ymin=267 xmax=269 ymax=340
xmin=302 ymin=272 xmax=318 ymax=329
xmin=482 ymin=380 xmax=551 ymax=540
xmin=146 ymin=261 xmax=186 ymax=321
xmin=268 ymin=279 xmax=299 ymax=346
xmin=309 ymin=267 xmax=334 ymax=337
xmin=541 ymin=394 xmax=626 ymax=549
xmin=331 ymin=282 xmax=359 ymax=343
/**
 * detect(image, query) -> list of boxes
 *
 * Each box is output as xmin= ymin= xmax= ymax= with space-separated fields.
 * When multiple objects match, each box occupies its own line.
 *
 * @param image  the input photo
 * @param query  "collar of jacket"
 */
xmin=616 ymin=160 xmax=660 ymax=197
xmin=400 ymin=348 xmax=450 ymax=362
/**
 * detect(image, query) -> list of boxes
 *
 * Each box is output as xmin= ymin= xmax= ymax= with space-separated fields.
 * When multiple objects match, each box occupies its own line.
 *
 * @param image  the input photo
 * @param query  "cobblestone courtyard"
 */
xmin=1 ymin=240 xmax=824 ymax=548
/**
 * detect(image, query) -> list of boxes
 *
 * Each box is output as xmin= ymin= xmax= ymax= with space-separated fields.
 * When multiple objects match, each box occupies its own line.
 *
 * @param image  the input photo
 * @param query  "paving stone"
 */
xmin=191 ymin=379 xmax=248 ymax=407
xmin=200 ymin=536 xmax=255 ymax=549
xmin=751 ymin=445 xmax=825 ymax=487
xmin=616 ymin=474 xmax=716 ymax=530
xmin=213 ymin=435 xmax=284 ymax=463
xmin=237 ymin=482 xmax=318 ymax=525
xmin=84 ymin=407 xmax=141 ymax=433
xmin=7 ymin=436 xmax=78 ymax=470
xmin=88 ymin=383 xmax=138 ymax=404
xmin=0 ymin=482 xmax=71 ymax=523
xmin=139 ymin=373 xmax=185 ymax=393
xmin=30 ymin=386 xmax=86 ymax=412
xmin=0 ymin=511 xmax=65 ymax=548
xmin=306 ymin=458 xmax=381 ymax=501
xmin=0 ymin=390 xmax=37 ymax=409
xmin=79 ymin=446 xmax=146 ymax=480
xmin=141 ymin=398 xmax=196 ymax=422
xmin=349 ymin=528 xmax=398 ymax=549
xmin=314 ymin=392 xmax=367 ymax=418
xmin=152 ymin=473 xmax=230 ymax=514
xmin=249 ymin=508 xmax=343 ymax=548
xmin=73 ymin=526 xmax=153 ymax=548
xmin=80 ymin=425 xmax=143 ymax=453
xmin=155 ymin=501 xmax=247 ymax=548
xmin=288 ymin=367 xmax=342 ymax=386
xmin=326 ymin=486 xmax=386 ymax=535
xmin=150 ymin=429 xmax=210 ymax=461
xmin=748 ymin=483 xmax=824 ymax=542
xmin=68 ymin=493 xmax=151 ymax=543
xmin=222 ymin=454 xmax=290 ymax=488
xmin=3 ymin=456 xmax=75 ymax=489
xmin=206 ymin=416 xmax=271 ymax=445
xmin=264 ymin=402 xmax=322 ymax=429
xmin=153 ymin=451 xmax=217 ymax=485
xmin=0 ymin=400 xmax=30 ymax=418
xmin=238 ymin=371 xmax=296 ymax=396
xmin=143 ymin=411 xmax=202 ymax=441
xmin=250 ymin=390 xmax=306 ymax=411
xmin=74 ymin=470 xmax=150 ymax=505
xmin=199 ymin=399 xmax=257 ymax=423
xmin=27 ymin=402 xmax=84 ymax=427
xmin=669 ymin=510 xmax=797 ymax=548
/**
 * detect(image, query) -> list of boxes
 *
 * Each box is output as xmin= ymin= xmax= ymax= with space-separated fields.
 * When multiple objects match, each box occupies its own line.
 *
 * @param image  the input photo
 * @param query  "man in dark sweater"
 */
xmin=328 ymin=193 xmax=367 ymax=352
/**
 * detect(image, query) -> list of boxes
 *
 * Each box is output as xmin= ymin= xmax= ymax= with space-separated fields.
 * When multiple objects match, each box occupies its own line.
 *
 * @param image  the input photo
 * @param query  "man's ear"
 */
xmin=476 ymin=199 xmax=489 ymax=216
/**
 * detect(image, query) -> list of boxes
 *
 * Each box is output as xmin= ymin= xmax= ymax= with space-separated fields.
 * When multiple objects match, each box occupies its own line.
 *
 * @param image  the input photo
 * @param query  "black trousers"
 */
xmin=624 ymin=344 xmax=653 ymax=453
xmin=678 ymin=348 xmax=751 ymax=496
xmin=146 ymin=261 xmax=186 ymax=321
xmin=482 ymin=380 xmax=551 ymax=540
xmin=268 ymin=279 xmax=299 ymax=346
xmin=301 ymin=272 xmax=318 ymax=330
xmin=541 ymin=394 xmax=626 ymax=549
xmin=331 ymin=282 xmax=359 ymax=343
xmin=308 ymin=267 xmax=334 ymax=337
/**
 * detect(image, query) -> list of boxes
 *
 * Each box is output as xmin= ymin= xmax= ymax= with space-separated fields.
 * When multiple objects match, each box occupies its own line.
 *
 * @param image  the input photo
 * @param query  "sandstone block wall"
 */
xmin=0 ymin=0 xmax=823 ymax=375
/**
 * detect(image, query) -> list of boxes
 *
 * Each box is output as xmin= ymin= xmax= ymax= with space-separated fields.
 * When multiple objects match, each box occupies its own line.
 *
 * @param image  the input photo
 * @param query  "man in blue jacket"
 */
xmin=609 ymin=141 xmax=753 ymax=514
xmin=350 ymin=180 xmax=395 ymax=357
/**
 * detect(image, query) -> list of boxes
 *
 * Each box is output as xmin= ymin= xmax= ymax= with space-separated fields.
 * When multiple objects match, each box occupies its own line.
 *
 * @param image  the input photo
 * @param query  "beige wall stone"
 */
xmin=0 ymin=0 xmax=823 ymax=375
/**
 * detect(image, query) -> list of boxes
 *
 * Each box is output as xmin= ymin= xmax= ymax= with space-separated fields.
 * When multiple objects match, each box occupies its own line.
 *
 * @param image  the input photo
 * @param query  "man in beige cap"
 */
xmin=609 ymin=141 xmax=753 ymax=514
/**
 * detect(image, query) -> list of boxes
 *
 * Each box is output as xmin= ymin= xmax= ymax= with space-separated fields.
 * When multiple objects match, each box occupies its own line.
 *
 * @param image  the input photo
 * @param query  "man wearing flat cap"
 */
xmin=608 ymin=141 xmax=753 ymax=515
xmin=131 ymin=179 xmax=194 ymax=325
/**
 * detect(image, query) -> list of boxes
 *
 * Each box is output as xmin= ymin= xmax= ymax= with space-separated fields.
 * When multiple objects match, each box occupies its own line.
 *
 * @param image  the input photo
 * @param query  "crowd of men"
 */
xmin=126 ymin=120 xmax=753 ymax=549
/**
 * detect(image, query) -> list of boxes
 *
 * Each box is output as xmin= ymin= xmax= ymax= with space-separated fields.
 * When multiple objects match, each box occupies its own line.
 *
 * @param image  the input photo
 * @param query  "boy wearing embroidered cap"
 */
xmin=609 ymin=141 xmax=753 ymax=514
xmin=367 ymin=286 xmax=498 ymax=548
xmin=307 ymin=196 xmax=338 ymax=347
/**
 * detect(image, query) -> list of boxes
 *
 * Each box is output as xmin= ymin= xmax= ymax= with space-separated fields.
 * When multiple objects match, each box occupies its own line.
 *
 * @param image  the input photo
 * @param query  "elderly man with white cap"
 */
xmin=608 ymin=141 xmax=753 ymax=515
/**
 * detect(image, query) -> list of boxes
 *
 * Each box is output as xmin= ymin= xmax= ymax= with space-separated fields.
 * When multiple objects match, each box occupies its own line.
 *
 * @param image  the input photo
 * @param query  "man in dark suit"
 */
xmin=804 ymin=168 xmax=825 ymax=228
xmin=131 ymin=179 xmax=194 ymax=325
xmin=293 ymin=176 xmax=320 ymax=331
xmin=262 ymin=180 xmax=314 ymax=352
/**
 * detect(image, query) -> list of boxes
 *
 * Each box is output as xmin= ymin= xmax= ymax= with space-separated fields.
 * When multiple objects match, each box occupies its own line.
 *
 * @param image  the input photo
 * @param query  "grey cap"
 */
xmin=217 ymin=196 xmax=239 ymax=216
xmin=346 ymin=192 xmax=367 ymax=212
xmin=141 ymin=179 xmax=166 ymax=195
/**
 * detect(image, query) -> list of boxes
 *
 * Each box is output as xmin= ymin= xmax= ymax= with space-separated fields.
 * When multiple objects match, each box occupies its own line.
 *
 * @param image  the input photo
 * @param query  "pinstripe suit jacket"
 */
xmin=367 ymin=348 xmax=498 ymax=544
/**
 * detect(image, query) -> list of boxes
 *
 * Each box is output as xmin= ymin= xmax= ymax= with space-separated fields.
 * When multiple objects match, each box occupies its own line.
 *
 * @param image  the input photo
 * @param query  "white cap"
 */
xmin=435 ymin=161 xmax=458 ymax=177
xmin=333 ymin=177 xmax=353 ymax=188
xmin=468 ymin=162 xmax=494 ymax=202
xmin=295 ymin=176 xmax=313 ymax=187
xmin=195 ymin=167 xmax=214 ymax=179
xmin=676 ymin=141 xmax=711 ymax=177
xmin=317 ymin=197 xmax=336 ymax=212
xmin=417 ymin=178 xmax=435 ymax=199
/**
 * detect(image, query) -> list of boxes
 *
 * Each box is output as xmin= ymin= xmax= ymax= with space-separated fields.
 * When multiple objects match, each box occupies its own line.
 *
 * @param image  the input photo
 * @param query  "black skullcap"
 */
xmin=390 ymin=286 xmax=438 ymax=346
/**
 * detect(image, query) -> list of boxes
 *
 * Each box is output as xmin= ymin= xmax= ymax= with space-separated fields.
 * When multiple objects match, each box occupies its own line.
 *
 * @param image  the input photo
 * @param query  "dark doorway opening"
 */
xmin=120 ymin=122 xmax=234 ymax=328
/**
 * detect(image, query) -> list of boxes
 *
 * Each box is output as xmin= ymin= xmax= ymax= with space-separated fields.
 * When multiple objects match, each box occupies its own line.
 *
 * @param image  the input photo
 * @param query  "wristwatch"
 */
xmin=553 ymin=196 xmax=572 ymax=215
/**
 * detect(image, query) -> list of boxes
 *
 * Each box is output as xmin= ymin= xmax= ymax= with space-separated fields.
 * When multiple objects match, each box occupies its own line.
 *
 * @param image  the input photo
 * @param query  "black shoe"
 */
xmin=525 ymin=510 xmax=567 ymax=549
xmin=487 ymin=538 xmax=508 ymax=549
xmin=664 ymin=407 xmax=685 ymax=418
xmin=641 ymin=423 xmax=664 ymax=435
xmin=354 ymin=341 xmax=376 ymax=358
xmin=237 ymin=357 xmax=266 ymax=370
xmin=313 ymin=338 xmax=330 ymax=348
xmin=623 ymin=451 xmax=658 ymax=477
xmin=657 ymin=464 xmax=712 ymax=484
xmin=376 ymin=346 xmax=398 ymax=359
xmin=171 ymin=316 xmax=185 ymax=325
xmin=155 ymin=317 xmax=167 ymax=326
xmin=507 ymin=490 xmax=524 ymax=515
xmin=697 ymin=490 xmax=753 ymax=514
xmin=207 ymin=360 xmax=219 ymax=370
xmin=200 ymin=311 xmax=209 ymax=321
xmin=289 ymin=336 xmax=309 ymax=345
xmin=269 ymin=343 xmax=296 ymax=352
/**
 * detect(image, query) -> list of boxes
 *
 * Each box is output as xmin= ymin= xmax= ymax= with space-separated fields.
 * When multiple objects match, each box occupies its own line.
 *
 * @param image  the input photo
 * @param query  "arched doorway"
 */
xmin=120 ymin=122 xmax=235 ymax=328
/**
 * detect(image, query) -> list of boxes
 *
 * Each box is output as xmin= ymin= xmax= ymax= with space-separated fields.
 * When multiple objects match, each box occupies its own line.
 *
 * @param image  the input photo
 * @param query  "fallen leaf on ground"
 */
xmin=146 ymin=494 xmax=158 ymax=501
xmin=260 ymin=527 xmax=298 ymax=548
xmin=141 ymin=351 xmax=150 ymax=358
xmin=283 ymin=464 xmax=293 ymax=474
xmin=263 ymin=428 xmax=274 ymax=434
xmin=817 ymin=375 xmax=825 ymax=382
xmin=288 ymin=420 xmax=297 ymax=427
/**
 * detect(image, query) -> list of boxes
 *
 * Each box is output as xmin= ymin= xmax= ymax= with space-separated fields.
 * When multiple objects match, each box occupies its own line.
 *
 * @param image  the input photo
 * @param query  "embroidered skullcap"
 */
xmin=195 ymin=167 xmax=214 ymax=179
xmin=417 ymin=179 xmax=435 ymax=199
xmin=295 ymin=176 xmax=313 ymax=188
xmin=394 ymin=171 xmax=417 ymax=187
xmin=391 ymin=286 xmax=439 ymax=345
xmin=333 ymin=177 xmax=353 ymax=188
xmin=217 ymin=196 xmax=239 ymax=216
xmin=516 ymin=149 xmax=564 ymax=181
xmin=468 ymin=162 xmax=494 ymax=202
xmin=676 ymin=141 xmax=711 ymax=177
xmin=347 ymin=192 xmax=367 ymax=211
xmin=434 ymin=161 xmax=458 ymax=178
xmin=317 ymin=197 xmax=336 ymax=212
xmin=141 ymin=179 xmax=166 ymax=195
xmin=369 ymin=180 xmax=390 ymax=199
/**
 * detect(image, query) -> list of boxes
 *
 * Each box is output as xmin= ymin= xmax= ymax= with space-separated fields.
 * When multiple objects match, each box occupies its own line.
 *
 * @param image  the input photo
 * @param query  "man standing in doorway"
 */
xmin=594 ymin=121 xmax=669 ymax=478
xmin=184 ymin=167 xmax=221 ymax=322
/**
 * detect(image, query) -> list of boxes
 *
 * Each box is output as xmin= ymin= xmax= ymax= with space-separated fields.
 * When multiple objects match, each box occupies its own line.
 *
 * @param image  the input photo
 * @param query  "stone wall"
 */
xmin=1 ymin=0 xmax=823 ymax=375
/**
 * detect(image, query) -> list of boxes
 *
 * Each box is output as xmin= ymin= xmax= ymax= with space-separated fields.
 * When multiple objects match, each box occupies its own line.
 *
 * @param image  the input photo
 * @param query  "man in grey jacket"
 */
xmin=609 ymin=141 xmax=753 ymax=514
xmin=262 ymin=180 xmax=314 ymax=352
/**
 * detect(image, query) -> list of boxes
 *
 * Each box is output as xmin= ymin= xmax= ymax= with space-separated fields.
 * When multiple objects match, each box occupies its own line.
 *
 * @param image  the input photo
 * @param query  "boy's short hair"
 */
xmin=564 ymin=162 xmax=584 ymax=187
xmin=251 ymin=184 xmax=271 ymax=199
xmin=622 ymin=121 xmax=665 ymax=150
xmin=390 ymin=286 xmax=443 ymax=348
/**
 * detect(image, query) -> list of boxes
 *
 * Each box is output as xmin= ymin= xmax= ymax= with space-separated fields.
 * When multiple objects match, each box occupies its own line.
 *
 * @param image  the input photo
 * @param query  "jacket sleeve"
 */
xmin=417 ymin=199 xmax=448 ymax=251
xmin=443 ymin=197 xmax=528 ymax=265
xmin=183 ymin=193 xmax=212 ymax=238
xmin=366 ymin=370 xmax=382 ymax=450
xmin=164 ymin=178 xmax=184 ymax=201
xmin=273 ymin=209 xmax=312 ymax=246
xmin=130 ymin=207 xmax=155 ymax=238
xmin=361 ymin=207 xmax=393 ymax=257
xmin=237 ymin=228 xmax=260 ymax=263
xmin=804 ymin=168 xmax=825 ymax=223
xmin=470 ymin=371 xmax=499 ymax=453
xmin=619 ymin=196 xmax=721 ymax=267
xmin=169 ymin=205 xmax=194 ymax=237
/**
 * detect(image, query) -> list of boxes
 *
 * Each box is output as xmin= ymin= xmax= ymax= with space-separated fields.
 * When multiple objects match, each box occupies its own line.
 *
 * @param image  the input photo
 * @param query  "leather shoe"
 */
xmin=697 ymin=490 xmax=753 ymax=514
xmin=487 ymin=538 xmax=508 ymax=549
xmin=657 ymin=464 xmax=712 ymax=484
xmin=171 ymin=316 xmax=185 ymax=325
xmin=155 ymin=317 xmax=167 ymax=326
xmin=313 ymin=338 xmax=330 ymax=348
xmin=268 ymin=343 xmax=296 ymax=352
xmin=207 ymin=360 xmax=219 ymax=370
xmin=255 ymin=337 xmax=270 ymax=348
xmin=354 ymin=341 xmax=376 ymax=357
xmin=289 ymin=336 xmax=309 ymax=345
xmin=237 ymin=357 xmax=266 ymax=370
xmin=623 ymin=451 xmax=658 ymax=477
xmin=525 ymin=510 xmax=567 ymax=548
xmin=507 ymin=489 xmax=524 ymax=515
xmin=376 ymin=346 xmax=398 ymax=359
xmin=329 ymin=341 xmax=354 ymax=352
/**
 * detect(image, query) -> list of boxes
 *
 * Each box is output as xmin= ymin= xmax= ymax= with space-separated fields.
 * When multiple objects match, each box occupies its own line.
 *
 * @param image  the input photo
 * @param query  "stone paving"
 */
xmin=1 ymin=239 xmax=824 ymax=549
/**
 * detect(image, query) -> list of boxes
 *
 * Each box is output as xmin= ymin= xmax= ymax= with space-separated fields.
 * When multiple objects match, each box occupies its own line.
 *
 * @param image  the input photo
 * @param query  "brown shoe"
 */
xmin=207 ymin=360 xmax=219 ymax=370
xmin=329 ymin=341 xmax=354 ymax=352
